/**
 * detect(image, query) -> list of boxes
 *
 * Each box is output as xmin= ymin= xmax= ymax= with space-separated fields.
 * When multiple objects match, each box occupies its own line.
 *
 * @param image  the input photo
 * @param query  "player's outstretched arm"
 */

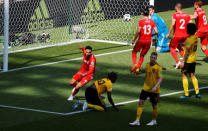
xmin=107 ymin=92 xmax=119 ymax=111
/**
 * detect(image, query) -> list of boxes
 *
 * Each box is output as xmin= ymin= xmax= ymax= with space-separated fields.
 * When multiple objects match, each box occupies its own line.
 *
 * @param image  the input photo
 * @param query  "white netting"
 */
xmin=0 ymin=0 xmax=151 ymax=52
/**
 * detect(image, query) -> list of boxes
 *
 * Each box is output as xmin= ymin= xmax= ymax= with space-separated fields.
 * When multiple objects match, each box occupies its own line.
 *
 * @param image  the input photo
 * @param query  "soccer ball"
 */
xmin=123 ymin=14 xmax=131 ymax=21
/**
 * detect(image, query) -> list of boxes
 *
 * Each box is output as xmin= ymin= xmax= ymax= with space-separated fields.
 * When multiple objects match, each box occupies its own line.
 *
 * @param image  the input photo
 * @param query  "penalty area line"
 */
xmin=1 ymin=49 xmax=132 ymax=73
xmin=0 ymin=86 xmax=207 ymax=116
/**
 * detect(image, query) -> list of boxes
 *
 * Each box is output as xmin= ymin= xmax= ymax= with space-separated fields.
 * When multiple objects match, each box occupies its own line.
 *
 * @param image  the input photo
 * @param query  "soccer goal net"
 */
xmin=0 ymin=0 xmax=153 ymax=71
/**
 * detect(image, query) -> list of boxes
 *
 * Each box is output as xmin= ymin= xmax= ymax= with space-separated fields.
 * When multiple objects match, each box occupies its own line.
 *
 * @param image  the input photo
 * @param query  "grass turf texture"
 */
xmin=0 ymin=5 xmax=208 ymax=131
xmin=0 ymin=41 xmax=208 ymax=130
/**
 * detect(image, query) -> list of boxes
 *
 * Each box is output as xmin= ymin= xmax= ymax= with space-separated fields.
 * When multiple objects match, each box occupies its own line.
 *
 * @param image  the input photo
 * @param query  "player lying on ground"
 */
xmin=178 ymin=23 xmax=201 ymax=99
xmin=191 ymin=0 xmax=208 ymax=57
xmin=166 ymin=3 xmax=192 ymax=68
xmin=68 ymin=46 xmax=96 ymax=101
xmin=131 ymin=8 xmax=158 ymax=75
xmin=129 ymin=52 xmax=163 ymax=126
xmin=148 ymin=5 xmax=170 ymax=53
xmin=73 ymin=72 xmax=118 ymax=111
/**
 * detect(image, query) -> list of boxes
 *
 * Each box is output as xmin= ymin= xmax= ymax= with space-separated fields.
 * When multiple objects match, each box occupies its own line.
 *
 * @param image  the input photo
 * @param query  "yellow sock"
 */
xmin=87 ymin=104 xmax=104 ymax=111
xmin=153 ymin=106 xmax=158 ymax=120
xmin=136 ymin=106 xmax=143 ymax=120
xmin=182 ymin=78 xmax=189 ymax=96
xmin=191 ymin=76 xmax=199 ymax=94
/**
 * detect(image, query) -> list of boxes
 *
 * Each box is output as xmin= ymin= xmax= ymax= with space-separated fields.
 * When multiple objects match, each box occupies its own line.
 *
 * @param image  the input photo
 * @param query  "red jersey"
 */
xmin=172 ymin=11 xmax=191 ymax=37
xmin=138 ymin=17 xmax=156 ymax=41
xmin=80 ymin=48 xmax=96 ymax=75
xmin=194 ymin=8 xmax=208 ymax=33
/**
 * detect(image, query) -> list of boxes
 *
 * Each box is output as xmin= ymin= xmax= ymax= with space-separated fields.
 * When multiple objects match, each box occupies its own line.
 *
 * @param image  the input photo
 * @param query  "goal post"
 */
xmin=1 ymin=0 xmax=154 ymax=72
xmin=3 ymin=0 xmax=9 ymax=72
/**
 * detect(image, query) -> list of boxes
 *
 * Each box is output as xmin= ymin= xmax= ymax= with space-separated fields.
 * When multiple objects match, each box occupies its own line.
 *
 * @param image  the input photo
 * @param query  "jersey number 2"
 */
xmin=179 ymin=19 xmax=185 ymax=29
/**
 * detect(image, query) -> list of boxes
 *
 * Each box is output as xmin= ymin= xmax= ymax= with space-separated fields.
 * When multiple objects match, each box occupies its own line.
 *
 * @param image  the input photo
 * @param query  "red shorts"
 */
xmin=72 ymin=70 xmax=93 ymax=86
xmin=133 ymin=39 xmax=151 ymax=56
xmin=196 ymin=31 xmax=208 ymax=46
xmin=170 ymin=36 xmax=187 ymax=49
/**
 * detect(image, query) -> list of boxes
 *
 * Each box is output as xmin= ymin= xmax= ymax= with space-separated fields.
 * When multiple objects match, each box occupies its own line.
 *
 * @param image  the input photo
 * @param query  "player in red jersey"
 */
xmin=166 ymin=3 xmax=192 ymax=68
xmin=191 ymin=0 xmax=208 ymax=57
xmin=68 ymin=46 xmax=96 ymax=101
xmin=131 ymin=9 xmax=158 ymax=75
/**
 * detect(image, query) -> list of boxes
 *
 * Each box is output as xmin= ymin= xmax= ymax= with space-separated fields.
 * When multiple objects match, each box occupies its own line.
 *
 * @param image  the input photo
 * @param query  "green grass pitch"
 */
xmin=0 ymin=5 xmax=208 ymax=131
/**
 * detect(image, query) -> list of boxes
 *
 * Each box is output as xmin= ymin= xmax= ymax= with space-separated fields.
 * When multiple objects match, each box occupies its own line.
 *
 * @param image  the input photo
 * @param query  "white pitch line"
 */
xmin=0 ymin=104 xmax=65 ymax=115
xmin=1 ymin=49 xmax=132 ymax=73
xmin=0 ymin=86 xmax=207 ymax=116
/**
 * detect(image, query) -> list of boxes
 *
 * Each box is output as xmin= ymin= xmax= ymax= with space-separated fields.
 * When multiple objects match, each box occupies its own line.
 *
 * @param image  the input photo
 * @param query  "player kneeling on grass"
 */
xmin=129 ymin=52 xmax=163 ymax=126
xmin=73 ymin=72 xmax=119 ymax=111
xmin=178 ymin=23 xmax=201 ymax=99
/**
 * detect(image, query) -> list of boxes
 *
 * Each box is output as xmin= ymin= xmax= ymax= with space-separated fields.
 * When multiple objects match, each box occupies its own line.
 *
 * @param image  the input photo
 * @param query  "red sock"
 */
xmin=170 ymin=48 xmax=179 ymax=63
xmin=132 ymin=52 xmax=137 ymax=65
xmin=72 ymin=88 xmax=79 ymax=96
xmin=137 ymin=56 xmax=144 ymax=69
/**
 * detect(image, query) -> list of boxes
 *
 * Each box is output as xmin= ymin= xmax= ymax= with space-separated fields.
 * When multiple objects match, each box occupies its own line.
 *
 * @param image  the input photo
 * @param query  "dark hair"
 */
xmin=85 ymin=46 xmax=92 ymax=51
xmin=151 ymin=52 xmax=158 ymax=57
xmin=108 ymin=72 xmax=117 ymax=83
xmin=142 ymin=8 xmax=149 ymax=16
xmin=187 ymin=23 xmax=197 ymax=35
xmin=175 ymin=3 xmax=182 ymax=9
xmin=148 ymin=5 xmax=154 ymax=9
xmin=195 ymin=0 xmax=203 ymax=7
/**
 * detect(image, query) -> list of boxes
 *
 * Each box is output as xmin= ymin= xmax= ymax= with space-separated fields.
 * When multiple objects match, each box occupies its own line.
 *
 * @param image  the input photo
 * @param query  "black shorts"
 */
xmin=139 ymin=90 xmax=160 ymax=104
xmin=85 ymin=86 xmax=105 ymax=107
xmin=182 ymin=62 xmax=196 ymax=74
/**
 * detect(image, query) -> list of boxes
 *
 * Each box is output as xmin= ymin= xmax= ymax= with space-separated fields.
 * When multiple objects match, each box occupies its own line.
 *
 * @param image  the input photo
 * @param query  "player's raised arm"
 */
xmin=78 ymin=45 xmax=84 ymax=50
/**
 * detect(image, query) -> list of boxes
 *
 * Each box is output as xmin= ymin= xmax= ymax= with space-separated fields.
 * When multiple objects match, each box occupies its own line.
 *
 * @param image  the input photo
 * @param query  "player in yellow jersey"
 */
xmin=179 ymin=23 xmax=201 ymax=99
xmin=73 ymin=72 xmax=118 ymax=111
xmin=129 ymin=52 xmax=163 ymax=126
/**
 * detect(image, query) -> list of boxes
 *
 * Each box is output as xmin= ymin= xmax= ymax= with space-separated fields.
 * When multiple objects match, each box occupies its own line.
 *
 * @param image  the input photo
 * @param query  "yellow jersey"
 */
xmin=94 ymin=78 xmax=113 ymax=95
xmin=143 ymin=62 xmax=162 ymax=93
xmin=184 ymin=35 xmax=198 ymax=63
